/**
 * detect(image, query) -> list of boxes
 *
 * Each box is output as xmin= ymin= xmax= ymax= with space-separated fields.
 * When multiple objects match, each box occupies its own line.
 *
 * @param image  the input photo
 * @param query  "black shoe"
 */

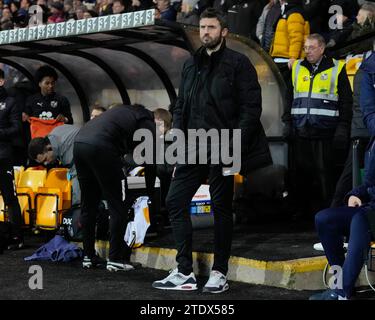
xmin=82 ymin=254 xmax=107 ymax=269
xmin=7 ymin=237 xmax=24 ymax=250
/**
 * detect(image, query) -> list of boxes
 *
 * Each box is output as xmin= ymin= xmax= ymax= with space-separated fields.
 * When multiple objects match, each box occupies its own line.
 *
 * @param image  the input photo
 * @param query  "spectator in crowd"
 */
xmin=9 ymin=1 xmax=19 ymax=16
xmin=310 ymin=50 xmax=375 ymax=300
xmin=283 ymin=34 xmax=353 ymax=217
xmin=348 ymin=2 xmax=375 ymax=39
xmin=153 ymin=8 xmax=271 ymax=293
xmin=73 ymin=104 xmax=156 ymax=271
xmin=326 ymin=2 xmax=356 ymax=48
xmin=74 ymin=5 xmax=87 ymax=19
xmin=177 ymin=0 xmax=213 ymax=26
xmin=90 ymin=106 xmax=107 ymax=120
xmin=64 ymin=0 xmax=75 ymax=19
xmin=155 ymin=0 xmax=177 ymax=21
xmin=130 ymin=0 xmax=154 ymax=11
xmin=0 ymin=69 xmax=23 ymax=250
xmin=270 ymin=0 xmax=310 ymax=83
xmin=19 ymin=0 xmax=31 ymax=16
xmin=98 ymin=0 xmax=113 ymax=15
xmin=83 ymin=9 xmax=98 ymax=18
xmin=302 ymin=0 xmax=330 ymax=35
xmin=112 ymin=0 xmax=127 ymax=13
xmin=24 ymin=65 xmax=73 ymax=124
xmin=256 ymin=0 xmax=281 ymax=52
xmin=0 ymin=6 xmax=13 ymax=30
xmin=37 ymin=0 xmax=48 ymax=6
xmin=48 ymin=1 xmax=66 ymax=23
xmin=12 ymin=1 xmax=28 ymax=27
xmin=226 ymin=0 xmax=267 ymax=40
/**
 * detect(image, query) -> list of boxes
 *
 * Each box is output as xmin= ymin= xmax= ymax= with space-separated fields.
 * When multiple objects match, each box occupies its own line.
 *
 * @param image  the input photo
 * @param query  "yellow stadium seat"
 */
xmin=35 ymin=168 xmax=72 ymax=230
xmin=345 ymin=55 xmax=364 ymax=91
xmin=0 ymin=196 xmax=5 ymax=222
xmin=17 ymin=168 xmax=47 ymax=226
xmin=13 ymin=166 xmax=24 ymax=188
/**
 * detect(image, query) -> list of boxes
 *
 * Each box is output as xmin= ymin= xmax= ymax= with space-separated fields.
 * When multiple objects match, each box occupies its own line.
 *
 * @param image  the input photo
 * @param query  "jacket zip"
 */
xmin=307 ymin=72 xmax=315 ymax=121
xmin=188 ymin=69 xmax=201 ymax=105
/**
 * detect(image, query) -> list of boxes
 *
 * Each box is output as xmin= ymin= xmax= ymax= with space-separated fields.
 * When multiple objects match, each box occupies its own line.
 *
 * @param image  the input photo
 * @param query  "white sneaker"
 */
xmin=106 ymin=261 xmax=135 ymax=272
xmin=152 ymin=268 xmax=197 ymax=291
xmin=202 ymin=270 xmax=229 ymax=293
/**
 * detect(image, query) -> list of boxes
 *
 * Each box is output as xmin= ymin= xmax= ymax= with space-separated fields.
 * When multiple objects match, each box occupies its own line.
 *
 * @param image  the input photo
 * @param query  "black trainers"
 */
xmin=7 ymin=237 xmax=24 ymax=250
xmin=82 ymin=254 xmax=107 ymax=269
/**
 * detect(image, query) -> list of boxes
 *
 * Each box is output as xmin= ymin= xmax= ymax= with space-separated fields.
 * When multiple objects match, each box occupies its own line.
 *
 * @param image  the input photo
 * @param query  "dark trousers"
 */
xmin=289 ymin=137 xmax=339 ymax=215
xmin=73 ymin=142 xmax=133 ymax=262
xmin=166 ymin=164 xmax=234 ymax=275
xmin=315 ymin=206 xmax=371 ymax=298
xmin=0 ymin=158 xmax=22 ymax=238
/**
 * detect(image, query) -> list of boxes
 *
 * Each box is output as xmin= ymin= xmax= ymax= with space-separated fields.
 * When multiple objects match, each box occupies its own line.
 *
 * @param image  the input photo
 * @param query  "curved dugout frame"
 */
xmin=0 ymin=12 xmax=286 ymax=141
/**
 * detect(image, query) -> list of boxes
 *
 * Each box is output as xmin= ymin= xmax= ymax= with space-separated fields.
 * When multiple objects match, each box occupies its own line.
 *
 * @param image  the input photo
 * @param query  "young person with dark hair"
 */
xmin=24 ymin=65 xmax=73 ymax=125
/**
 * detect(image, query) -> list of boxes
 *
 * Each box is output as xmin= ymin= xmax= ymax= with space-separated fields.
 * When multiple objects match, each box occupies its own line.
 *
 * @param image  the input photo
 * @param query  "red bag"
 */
xmin=29 ymin=117 xmax=64 ymax=139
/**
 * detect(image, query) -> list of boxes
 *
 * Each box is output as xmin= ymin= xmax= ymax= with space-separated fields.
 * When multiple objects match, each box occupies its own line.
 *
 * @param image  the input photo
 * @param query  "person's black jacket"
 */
xmin=25 ymin=92 xmax=73 ymax=124
xmin=0 ymin=87 xmax=22 ymax=159
xmin=303 ymin=0 xmax=329 ymax=34
xmin=283 ymin=56 xmax=353 ymax=144
xmin=172 ymin=41 xmax=272 ymax=174
xmin=75 ymin=104 xmax=156 ymax=198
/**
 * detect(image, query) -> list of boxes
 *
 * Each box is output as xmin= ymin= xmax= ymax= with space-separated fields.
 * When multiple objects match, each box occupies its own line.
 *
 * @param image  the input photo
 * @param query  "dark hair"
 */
xmin=154 ymin=108 xmax=172 ymax=131
xmin=199 ymin=8 xmax=228 ymax=29
xmin=35 ymin=65 xmax=58 ymax=83
xmin=0 ymin=69 xmax=5 ymax=80
xmin=28 ymin=137 xmax=50 ymax=160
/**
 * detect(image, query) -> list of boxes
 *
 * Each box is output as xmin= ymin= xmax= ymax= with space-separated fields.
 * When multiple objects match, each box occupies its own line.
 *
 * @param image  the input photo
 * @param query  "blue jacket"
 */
xmin=361 ymin=51 xmax=375 ymax=137
xmin=24 ymin=235 xmax=83 ymax=262
xmin=346 ymin=52 xmax=375 ymax=208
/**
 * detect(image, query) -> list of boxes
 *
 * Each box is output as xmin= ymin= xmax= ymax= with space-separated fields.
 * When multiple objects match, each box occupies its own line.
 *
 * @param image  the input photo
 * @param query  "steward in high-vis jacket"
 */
xmin=283 ymin=33 xmax=353 ymax=217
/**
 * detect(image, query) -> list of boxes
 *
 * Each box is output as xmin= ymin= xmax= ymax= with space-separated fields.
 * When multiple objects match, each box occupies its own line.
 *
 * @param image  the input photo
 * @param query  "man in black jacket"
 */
xmin=0 ymin=69 xmax=23 ymax=249
xmin=73 ymin=104 xmax=156 ymax=271
xmin=152 ymin=8 xmax=272 ymax=293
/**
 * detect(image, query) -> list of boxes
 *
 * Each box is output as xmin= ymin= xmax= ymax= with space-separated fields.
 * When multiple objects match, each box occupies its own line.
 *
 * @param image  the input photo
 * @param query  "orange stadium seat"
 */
xmin=34 ymin=168 xmax=72 ymax=230
xmin=17 ymin=168 xmax=47 ymax=226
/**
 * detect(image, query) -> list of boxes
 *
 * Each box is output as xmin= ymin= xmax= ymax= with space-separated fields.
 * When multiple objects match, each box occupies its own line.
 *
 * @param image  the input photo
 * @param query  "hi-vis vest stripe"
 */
xmin=291 ymin=108 xmax=339 ymax=116
xmin=291 ymin=59 xmax=345 ymax=117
